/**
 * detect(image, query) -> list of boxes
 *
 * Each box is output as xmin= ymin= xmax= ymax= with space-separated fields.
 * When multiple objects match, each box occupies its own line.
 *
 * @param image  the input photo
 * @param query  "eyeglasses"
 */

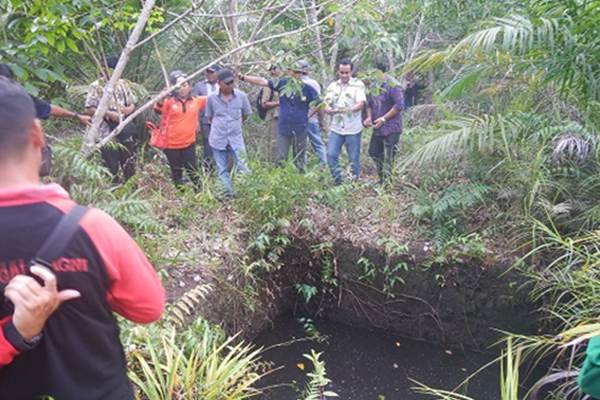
xmin=225 ymin=81 xmax=235 ymax=86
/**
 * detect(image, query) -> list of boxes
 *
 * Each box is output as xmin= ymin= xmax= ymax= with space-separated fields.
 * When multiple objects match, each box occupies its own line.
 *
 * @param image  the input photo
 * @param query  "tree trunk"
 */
xmin=329 ymin=12 xmax=343 ymax=75
xmin=81 ymin=0 xmax=157 ymax=156
xmin=309 ymin=0 xmax=327 ymax=84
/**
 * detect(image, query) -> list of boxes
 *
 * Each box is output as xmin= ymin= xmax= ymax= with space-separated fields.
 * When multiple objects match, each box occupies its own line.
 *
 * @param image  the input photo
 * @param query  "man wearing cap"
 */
xmin=191 ymin=64 xmax=220 ymax=174
xmin=84 ymin=56 xmax=138 ymax=184
xmin=240 ymin=61 xmax=319 ymax=172
xmin=205 ymin=69 xmax=252 ymax=197
xmin=297 ymin=60 xmax=327 ymax=165
xmin=324 ymin=58 xmax=367 ymax=184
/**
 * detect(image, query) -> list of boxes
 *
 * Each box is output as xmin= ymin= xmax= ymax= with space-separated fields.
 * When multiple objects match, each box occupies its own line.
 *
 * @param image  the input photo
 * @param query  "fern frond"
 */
xmin=167 ymin=284 xmax=213 ymax=327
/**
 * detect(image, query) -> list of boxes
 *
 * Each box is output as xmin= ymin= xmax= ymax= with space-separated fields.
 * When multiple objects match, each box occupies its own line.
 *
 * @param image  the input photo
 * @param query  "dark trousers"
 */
xmin=368 ymin=131 xmax=401 ymax=183
xmin=163 ymin=143 xmax=199 ymax=187
xmin=101 ymin=139 xmax=136 ymax=184
xmin=198 ymin=123 xmax=214 ymax=174
xmin=275 ymin=129 xmax=308 ymax=172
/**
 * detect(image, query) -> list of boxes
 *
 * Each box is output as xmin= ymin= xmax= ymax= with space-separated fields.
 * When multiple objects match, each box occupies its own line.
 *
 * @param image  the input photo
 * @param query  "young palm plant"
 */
xmin=124 ymin=284 xmax=268 ymax=400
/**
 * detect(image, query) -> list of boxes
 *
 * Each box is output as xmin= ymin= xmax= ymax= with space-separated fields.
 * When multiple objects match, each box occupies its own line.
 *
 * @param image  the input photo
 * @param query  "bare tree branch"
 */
xmin=246 ymin=0 xmax=278 ymax=46
xmin=184 ymin=15 xmax=222 ymax=51
xmin=153 ymin=38 xmax=170 ymax=87
xmin=329 ymin=12 xmax=344 ymax=72
xmin=306 ymin=0 xmax=328 ymax=84
xmin=253 ymin=0 xmax=296 ymax=40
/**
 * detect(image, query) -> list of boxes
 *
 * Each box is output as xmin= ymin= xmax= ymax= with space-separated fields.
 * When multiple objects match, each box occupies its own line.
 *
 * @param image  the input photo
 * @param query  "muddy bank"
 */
xmin=329 ymin=243 xmax=536 ymax=349
xmin=190 ymin=228 xmax=538 ymax=351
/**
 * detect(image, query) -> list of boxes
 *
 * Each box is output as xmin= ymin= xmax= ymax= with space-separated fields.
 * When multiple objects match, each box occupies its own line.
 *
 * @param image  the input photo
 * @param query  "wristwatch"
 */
xmin=381 ymin=116 xmax=387 ymax=123
xmin=3 ymin=321 xmax=43 ymax=352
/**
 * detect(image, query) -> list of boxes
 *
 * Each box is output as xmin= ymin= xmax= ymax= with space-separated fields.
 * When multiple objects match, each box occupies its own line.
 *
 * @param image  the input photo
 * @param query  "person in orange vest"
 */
xmin=152 ymin=71 xmax=207 ymax=188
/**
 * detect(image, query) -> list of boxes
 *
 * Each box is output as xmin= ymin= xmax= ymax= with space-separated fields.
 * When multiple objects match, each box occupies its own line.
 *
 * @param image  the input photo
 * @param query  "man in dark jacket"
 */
xmin=364 ymin=62 xmax=404 ymax=184
xmin=0 ymin=76 xmax=165 ymax=400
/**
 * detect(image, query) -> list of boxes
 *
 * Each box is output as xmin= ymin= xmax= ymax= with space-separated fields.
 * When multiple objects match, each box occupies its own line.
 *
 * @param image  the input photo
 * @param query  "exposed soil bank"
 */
xmin=195 ymin=231 xmax=539 ymax=351
xmin=280 ymin=238 xmax=538 ymax=350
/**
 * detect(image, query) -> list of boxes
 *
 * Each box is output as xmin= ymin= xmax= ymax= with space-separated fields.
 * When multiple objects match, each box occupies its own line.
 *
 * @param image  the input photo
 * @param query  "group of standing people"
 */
xmin=243 ymin=58 xmax=406 ymax=185
xmin=149 ymin=66 xmax=252 ymax=197
xmin=2 ymin=55 xmax=418 ymax=196
xmin=147 ymin=57 xmax=409 ymax=196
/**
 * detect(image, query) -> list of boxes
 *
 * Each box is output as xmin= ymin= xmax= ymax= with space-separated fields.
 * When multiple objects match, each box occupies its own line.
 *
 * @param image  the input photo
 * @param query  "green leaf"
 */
xmin=55 ymin=39 xmax=65 ymax=53
xmin=23 ymin=82 xmax=39 ymax=97
xmin=9 ymin=64 xmax=27 ymax=80
xmin=33 ymin=68 xmax=48 ymax=80
xmin=66 ymin=38 xmax=78 ymax=52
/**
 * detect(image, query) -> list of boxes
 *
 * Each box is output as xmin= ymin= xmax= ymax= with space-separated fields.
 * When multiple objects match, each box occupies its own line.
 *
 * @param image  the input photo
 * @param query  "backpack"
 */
xmin=256 ymin=87 xmax=274 ymax=120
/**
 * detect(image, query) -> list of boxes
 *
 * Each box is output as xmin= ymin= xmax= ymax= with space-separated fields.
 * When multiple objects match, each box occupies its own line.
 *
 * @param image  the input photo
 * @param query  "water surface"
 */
xmin=254 ymin=315 xmax=502 ymax=400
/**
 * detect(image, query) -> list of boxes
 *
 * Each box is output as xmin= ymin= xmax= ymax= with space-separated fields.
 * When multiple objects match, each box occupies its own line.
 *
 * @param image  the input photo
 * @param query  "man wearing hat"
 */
xmin=191 ymin=64 xmax=220 ymax=174
xmin=297 ymin=60 xmax=327 ymax=165
xmin=205 ymin=69 xmax=252 ymax=197
xmin=84 ymin=55 xmax=138 ymax=184
xmin=240 ymin=61 xmax=319 ymax=172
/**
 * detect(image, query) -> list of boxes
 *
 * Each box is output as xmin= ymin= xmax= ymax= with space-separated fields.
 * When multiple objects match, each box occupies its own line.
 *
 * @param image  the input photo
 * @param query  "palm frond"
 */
xmin=453 ymin=14 xmax=559 ymax=56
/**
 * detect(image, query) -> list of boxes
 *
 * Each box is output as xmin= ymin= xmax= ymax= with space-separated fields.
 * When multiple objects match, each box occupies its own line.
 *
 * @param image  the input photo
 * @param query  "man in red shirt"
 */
xmin=0 ymin=76 xmax=165 ymax=399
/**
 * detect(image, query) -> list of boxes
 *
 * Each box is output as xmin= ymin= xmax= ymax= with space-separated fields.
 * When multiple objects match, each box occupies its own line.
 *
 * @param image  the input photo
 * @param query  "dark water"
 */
xmin=254 ymin=315 xmax=502 ymax=400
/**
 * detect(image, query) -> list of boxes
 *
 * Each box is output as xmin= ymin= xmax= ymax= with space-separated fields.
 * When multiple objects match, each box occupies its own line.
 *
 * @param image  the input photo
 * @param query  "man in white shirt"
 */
xmin=324 ymin=58 xmax=366 ymax=184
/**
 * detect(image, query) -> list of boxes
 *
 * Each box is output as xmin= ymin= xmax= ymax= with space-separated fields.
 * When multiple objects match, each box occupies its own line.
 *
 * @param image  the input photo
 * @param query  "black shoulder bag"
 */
xmin=1 ymin=205 xmax=88 ymax=317
xmin=30 ymin=205 xmax=88 ymax=272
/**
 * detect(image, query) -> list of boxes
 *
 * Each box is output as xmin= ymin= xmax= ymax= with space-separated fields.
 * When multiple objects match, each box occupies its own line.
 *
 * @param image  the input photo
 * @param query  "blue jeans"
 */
xmin=306 ymin=122 xmax=327 ymax=164
xmin=212 ymin=145 xmax=249 ymax=196
xmin=327 ymin=131 xmax=361 ymax=184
